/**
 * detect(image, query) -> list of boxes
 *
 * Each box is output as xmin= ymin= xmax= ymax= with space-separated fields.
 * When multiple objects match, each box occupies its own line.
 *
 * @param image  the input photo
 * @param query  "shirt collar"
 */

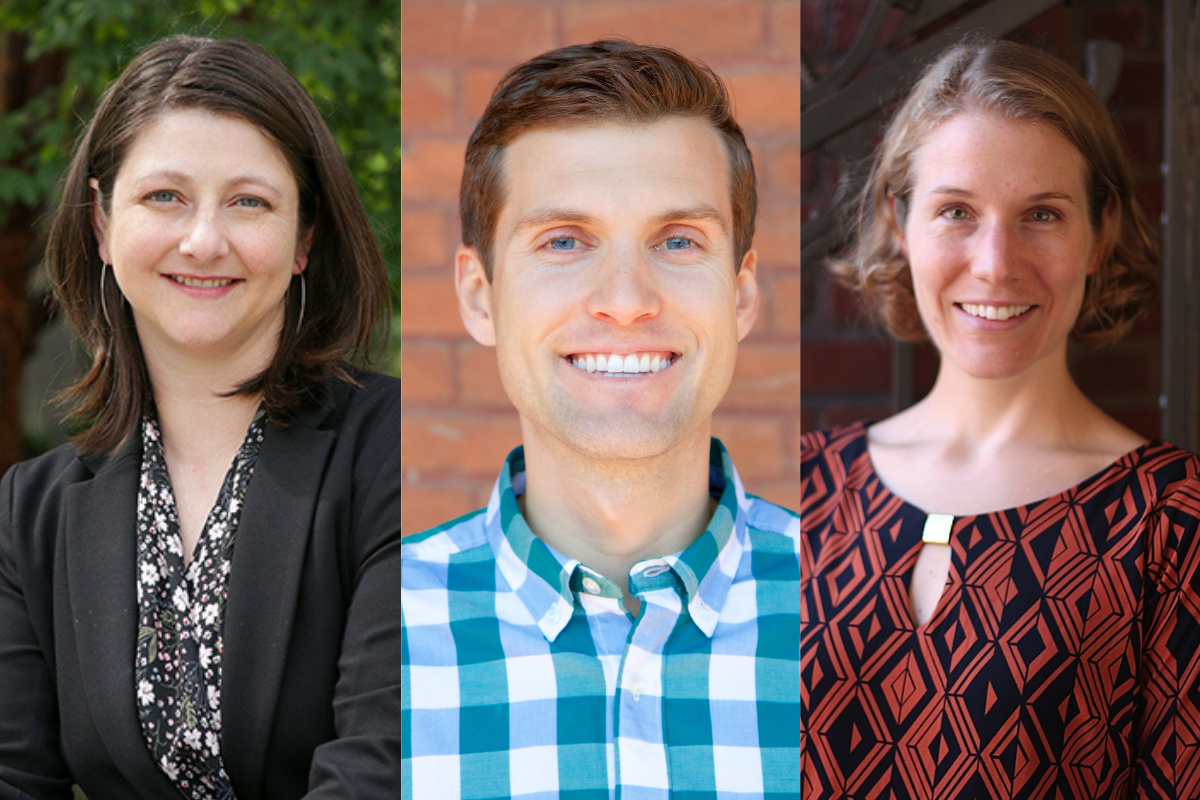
xmin=483 ymin=438 xmax=749 ymax=641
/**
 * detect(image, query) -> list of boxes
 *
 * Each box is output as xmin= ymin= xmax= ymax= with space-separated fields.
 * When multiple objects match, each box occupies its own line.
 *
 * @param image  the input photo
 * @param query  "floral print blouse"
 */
xmin=134 ymin=411 xmax=266 ymax=800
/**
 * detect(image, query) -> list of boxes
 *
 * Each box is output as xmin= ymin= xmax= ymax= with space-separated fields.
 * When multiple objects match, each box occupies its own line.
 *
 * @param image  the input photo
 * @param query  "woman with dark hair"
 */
xmin=802 ymin=40 xmax=1200 ymax=796
xmin=0 ymin=35 xmax=398 ymax=798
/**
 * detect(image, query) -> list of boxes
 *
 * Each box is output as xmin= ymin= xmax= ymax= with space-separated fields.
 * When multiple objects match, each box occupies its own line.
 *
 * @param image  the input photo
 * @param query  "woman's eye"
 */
xmin=548 ymin=236 xmax=577 ymax=251
xmin=659 ymin=236 xmax=694 ymax=251
xmin=1030 ymin=209 xmax=1056 ymax=223
xmin=943 ymin=207 xmax=969 ymax=221
xmin=146 ymin=190 xmax=176 ymax=203
xmin=235 ymin=196 xmax=268 ymax=209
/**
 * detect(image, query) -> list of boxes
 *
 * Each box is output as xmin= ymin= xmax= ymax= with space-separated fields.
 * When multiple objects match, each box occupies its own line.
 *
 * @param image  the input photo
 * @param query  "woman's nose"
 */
xmin=178 ymin=208 xmax=231 ymax=261
xmin=970 ymin=220 xmax=1018 ymax=283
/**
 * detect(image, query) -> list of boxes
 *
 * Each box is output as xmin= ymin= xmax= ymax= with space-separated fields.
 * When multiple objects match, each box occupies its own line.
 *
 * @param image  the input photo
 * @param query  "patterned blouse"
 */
xmin=802 ymin=421 xmax=1200 ymax=799
xmin=134 ymin=411 xmax=266 ymax=800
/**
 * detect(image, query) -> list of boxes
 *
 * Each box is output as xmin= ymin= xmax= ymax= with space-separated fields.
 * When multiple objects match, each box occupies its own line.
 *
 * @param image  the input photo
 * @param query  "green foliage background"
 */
xmin=0 ymin=0 xmax=402 ymax=372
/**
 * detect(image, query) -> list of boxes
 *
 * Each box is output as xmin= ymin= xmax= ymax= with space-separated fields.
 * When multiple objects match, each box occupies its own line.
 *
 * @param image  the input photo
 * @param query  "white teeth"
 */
xmin=569 ymin=352 xmax=675 ymax=376
xmin=172 ymin=275 xmax=234 ymax=289
xmin=960 ymin=303 xmax=1032 ymax=321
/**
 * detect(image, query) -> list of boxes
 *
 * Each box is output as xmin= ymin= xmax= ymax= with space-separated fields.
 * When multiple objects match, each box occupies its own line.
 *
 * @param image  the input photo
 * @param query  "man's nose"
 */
xmin=585 ymin=248 xmax=662 ymax=326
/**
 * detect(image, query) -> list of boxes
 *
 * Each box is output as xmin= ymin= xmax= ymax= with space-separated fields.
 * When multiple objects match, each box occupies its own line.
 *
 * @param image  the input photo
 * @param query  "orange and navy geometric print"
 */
xmin=801 ymin=421 xmax=1200 ymax=799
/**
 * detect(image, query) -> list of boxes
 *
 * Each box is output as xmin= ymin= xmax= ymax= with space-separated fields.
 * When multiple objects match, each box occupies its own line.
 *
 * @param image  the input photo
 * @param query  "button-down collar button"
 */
xmin=545 ymin=605 xmax=561 ymax=624
xmin=582 ymin=577 xmax=601 ymax=595
xmin=695 ymin=601 xmax=715 ymax=622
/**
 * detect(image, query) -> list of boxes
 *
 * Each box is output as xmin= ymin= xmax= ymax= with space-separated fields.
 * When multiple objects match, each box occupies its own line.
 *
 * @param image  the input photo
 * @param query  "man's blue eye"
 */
xmin=148 ymin=190 xmax=175 ymax=203
xmin=664 ymin=236 xmax=692 ymax=250
xmin=549 ymin=237 xmax=576 ymax=250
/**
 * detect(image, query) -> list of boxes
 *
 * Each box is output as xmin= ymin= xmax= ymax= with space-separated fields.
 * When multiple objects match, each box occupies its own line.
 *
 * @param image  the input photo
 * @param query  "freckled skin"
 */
xmin=901 ymin=112 xmax=1101 ymax=383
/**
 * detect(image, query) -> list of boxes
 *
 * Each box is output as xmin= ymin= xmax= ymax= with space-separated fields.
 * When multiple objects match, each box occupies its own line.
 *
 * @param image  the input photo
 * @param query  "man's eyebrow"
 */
xmin=648 ymin=204 xmax=728 ymax=233
xmin=509 ymin=204 xmax=730 ymax=237
xmin=927 ymin=186 xmax=1080 ymax=205
xmin=510 ymin=209 xmax=602 ymax=236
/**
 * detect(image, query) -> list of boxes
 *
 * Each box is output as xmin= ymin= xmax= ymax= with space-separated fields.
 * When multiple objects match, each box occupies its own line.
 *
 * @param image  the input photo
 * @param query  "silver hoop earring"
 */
xmin=296 ymin=272 xmax=306 ymax=336
xmin=100 ymin=263 xmax=113 ymax=329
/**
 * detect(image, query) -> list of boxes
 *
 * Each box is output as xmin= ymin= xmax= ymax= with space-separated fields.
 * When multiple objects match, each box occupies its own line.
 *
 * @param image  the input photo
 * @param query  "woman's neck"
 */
xmin=140 ymin=340 xmax=270 ymax=471
xmin=900 ymin=350 xmax=1094 ymax=449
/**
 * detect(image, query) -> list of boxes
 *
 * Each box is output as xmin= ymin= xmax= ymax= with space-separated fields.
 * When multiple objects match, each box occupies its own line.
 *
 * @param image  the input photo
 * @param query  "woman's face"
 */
xmin=899 ymin=112 xmax=1101 ymax=381
xmin=92 ymin=108 xmax=309 ymax=370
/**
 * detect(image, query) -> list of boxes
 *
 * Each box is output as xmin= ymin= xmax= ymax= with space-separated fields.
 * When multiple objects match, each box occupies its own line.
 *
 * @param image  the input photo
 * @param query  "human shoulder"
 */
xmin=401 ymin=508 xmax=490 ymax=566
xmin=743 ymin=492 xmax=799 ymax=550
xmin=319 ymin=370 xmax=402 ymax=430
xmin=1 ymin=439 xmax=108 ymax=508
xmin=800 ymin=419 xmax=870 ymax=472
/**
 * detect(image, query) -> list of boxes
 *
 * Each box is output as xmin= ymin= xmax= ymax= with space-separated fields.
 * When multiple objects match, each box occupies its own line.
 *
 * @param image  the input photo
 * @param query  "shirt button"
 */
xmin=642 ymin=565 xmax=669 ymax=577
xmin=629 ymin=676 xmax=645 ymax=698
xmin=545 ymin=606 xmax=561 ymax=624
xmin=695 ymin=602 xmax=715 ymax=622
xmin=582 ymin=577 xmax=601 ymax=595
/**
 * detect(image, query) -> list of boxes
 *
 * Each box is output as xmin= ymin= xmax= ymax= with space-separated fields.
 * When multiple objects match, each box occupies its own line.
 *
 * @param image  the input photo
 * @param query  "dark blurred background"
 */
xmin=802 ymin=0 xmax=1199 ymax=445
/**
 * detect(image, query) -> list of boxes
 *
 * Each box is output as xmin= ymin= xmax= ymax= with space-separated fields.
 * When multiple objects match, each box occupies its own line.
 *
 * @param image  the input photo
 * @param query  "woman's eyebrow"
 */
xmin=927 ymin=186 xmax=1079 ymax=205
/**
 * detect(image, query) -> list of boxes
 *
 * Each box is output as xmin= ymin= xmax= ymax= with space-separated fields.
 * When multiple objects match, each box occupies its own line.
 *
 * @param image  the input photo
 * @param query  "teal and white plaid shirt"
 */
xmin=400 ymin=439 xmax=800 ymax=799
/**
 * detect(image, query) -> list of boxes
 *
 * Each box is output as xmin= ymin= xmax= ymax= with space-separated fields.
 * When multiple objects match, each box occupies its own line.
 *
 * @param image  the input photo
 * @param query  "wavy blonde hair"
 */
xmin=831 ymin=39 xmax=1158 ymax=344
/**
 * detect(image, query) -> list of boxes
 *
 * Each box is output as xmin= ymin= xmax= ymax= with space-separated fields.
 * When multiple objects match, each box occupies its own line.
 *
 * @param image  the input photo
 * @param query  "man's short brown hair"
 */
xmin=460 ymin=39 xmax=756 ymax=280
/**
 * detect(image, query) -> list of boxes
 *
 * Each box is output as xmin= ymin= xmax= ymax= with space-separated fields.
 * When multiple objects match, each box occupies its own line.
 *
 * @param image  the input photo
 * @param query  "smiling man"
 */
xmin=400 ymin=40 xmax=800 ymax=799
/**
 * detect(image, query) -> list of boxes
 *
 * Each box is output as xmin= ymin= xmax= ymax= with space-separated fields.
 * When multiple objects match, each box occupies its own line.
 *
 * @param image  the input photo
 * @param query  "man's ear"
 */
xmin=456 ymin=244 xmax=496 ymax=347
xmin=89 ymin=178 xmax=111 ymax=264
xmin=735 ymin=248 xmax=759 ymax=342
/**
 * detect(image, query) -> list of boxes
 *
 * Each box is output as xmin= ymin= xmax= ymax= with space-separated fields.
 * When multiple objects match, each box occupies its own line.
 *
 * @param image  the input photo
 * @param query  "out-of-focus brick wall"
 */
xmin=401 ymin=0 xmax=802 ymax=536
xmin=801 ymin=0 xmax=1166 ymax=438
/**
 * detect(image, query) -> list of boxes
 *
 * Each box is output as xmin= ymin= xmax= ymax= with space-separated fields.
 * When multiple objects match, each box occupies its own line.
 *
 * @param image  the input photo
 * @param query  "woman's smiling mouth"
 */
xmin=957 ymin=303 xmax=1035 ymax=321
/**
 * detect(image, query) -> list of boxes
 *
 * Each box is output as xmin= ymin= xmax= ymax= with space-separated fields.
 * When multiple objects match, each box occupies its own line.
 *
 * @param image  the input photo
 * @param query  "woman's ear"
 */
xmin=1087 ymin=194 xmax=1119 ymax=276
xmin=888 ymin=191 xmax=908 ymax=259
xmin=89 ymin=177 xmax=111 ymax=264
xmin=294 ymin=226 xmax=314 ymax=274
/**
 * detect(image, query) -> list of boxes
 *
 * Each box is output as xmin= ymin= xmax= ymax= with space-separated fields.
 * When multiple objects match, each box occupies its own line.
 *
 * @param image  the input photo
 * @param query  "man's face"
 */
xmin=456 ymin=117 xmax=758 ymax=461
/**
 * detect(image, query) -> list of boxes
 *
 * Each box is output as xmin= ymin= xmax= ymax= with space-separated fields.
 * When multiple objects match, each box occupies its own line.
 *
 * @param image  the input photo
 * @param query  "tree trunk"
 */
xmin=0 ymin=31 xmax=64 ymax=474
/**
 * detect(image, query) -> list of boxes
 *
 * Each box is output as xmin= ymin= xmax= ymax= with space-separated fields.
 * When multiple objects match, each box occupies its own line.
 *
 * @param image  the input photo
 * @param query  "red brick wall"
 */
xmin=801 ymin=0 xmax=1166 ymax=439
xmin=400 ymin=0 xmax=802 ymax=536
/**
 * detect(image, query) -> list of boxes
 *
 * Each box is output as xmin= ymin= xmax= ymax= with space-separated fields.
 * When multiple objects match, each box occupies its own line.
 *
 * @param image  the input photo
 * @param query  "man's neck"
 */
xmin=517 ymin=420 xmax=716 ymax=606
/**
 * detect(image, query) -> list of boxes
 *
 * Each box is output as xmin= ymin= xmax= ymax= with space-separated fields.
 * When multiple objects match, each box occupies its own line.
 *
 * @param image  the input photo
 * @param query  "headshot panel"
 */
xmin=802 ymin=2 xmax=1200 ymax=797
xmin=399 ymin=2 xmax=801 ymax=798
xmin=0 ymin=17 xmax=404 ymax=800
xmin=399 ymin=0 xmax=802 ymax=536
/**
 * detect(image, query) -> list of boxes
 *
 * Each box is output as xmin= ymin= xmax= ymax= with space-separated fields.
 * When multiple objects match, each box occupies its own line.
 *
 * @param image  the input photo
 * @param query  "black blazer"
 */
xmin=0 ymin=373 xmax=402 ymax=800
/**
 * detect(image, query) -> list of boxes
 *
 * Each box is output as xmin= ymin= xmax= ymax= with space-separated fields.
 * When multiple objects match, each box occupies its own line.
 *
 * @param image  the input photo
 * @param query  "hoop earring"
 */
xmin=296 ymin=272 xmax=306 ymax=336
xmin=100 ymin=263 xmax=113 ymax=329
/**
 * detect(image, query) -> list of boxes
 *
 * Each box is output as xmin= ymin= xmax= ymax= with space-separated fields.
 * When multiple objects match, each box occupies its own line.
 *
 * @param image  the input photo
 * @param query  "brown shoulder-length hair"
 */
xmin=461 ymin=39 xmax=756 ymax=280
xmin=46 ymin=35 xmax=389 ymax=454
xmin=831 ymin=39 xmax=1158 ymax=344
